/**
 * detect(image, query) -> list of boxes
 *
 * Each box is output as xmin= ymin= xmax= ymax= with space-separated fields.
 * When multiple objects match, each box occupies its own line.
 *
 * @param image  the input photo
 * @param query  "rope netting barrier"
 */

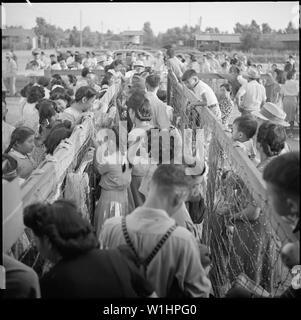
xmin=167 ymin=70 xmax=297 ymax=297
xmin=4 ymin=82 xmax=121 ymax=276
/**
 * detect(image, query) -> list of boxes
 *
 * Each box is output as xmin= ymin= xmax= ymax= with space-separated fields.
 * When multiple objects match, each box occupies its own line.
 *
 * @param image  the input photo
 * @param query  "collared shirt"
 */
xmin=8 ymin=149 xmax=37 ymax=180
xmin=193 ymin=80 xmax=219 ymax=106
xmin=192 ymin=80 xmax=221 ymax=119
xmin=100 ymin=206 xmax=211 ymax=297
xmin=242 ymin=80 xmax=266 ymax=112
xmin=145 ymin=91 xmax=171 ymax=129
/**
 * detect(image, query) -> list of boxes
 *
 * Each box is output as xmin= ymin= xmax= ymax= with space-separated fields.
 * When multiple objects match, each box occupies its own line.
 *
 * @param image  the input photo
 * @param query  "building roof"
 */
xmin=121 ymin=30 xmax=144 ymax=36
xmin=195 ymin=33 xmax=241 ymax=43
xmin=195 ymin=32 xmax=299 ymax=44
xmin=2 ymin=28 xmax=36 ymax=38
xmin=261 ymin=33 xmax=299 ymax=42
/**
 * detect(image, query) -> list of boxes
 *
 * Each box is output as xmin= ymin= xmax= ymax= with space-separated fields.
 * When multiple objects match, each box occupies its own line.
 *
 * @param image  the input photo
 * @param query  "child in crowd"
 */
xmin=232 ymin=115 xmax=258 ymax=161
xmin=20 ymin=85 xmax=45 ymax=131
xmin=5 ymin=127 xmax=37 ymax=180
xmin=256 ymin=122 xmax=286 ymax=173
xmin=219 ymin=83 xmax=234 ymax=129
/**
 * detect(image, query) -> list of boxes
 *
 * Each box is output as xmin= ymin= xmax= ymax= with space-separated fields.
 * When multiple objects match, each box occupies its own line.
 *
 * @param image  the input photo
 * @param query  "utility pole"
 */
xmin=80 ymin=9 xmax=83 ymax=49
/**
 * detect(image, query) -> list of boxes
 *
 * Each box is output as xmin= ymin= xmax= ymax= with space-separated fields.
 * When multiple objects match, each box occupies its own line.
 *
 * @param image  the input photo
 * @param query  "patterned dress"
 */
xmin=219 ymin=96 xmax=234 ymax=126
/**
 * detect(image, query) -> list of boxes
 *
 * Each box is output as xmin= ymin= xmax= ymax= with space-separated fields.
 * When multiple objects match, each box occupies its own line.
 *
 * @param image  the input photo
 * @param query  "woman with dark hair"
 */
xmin=50 ymin=86 xmax=72 ymax=112
xmin=59 ymin=86 xmax=97 ymax=126
xmin=44 ymin=125 xmax=72 ymax=155
xmin=6 ymin=126 xmax=37 ymax=179
xmin=256 ymin=121 xmax=287 ymax=172
xmin=20 ymin=85 xmax=45 ymax=131
xmin=23 ymin=200 xmax=154 ymax=298
xmin=127 ymin=91 xmax=153 ymax=208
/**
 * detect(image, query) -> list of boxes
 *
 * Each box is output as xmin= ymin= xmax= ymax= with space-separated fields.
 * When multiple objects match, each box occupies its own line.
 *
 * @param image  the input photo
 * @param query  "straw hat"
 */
xmin=252 ymin=102 xmax=289 ymax=127
xmin=246 ymin=67 xmax=260 ymax=79
xmin=97 ymin=55 xmax=106 ymax=63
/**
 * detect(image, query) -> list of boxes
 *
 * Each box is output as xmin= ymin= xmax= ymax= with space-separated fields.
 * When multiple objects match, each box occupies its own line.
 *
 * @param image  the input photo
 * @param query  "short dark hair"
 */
xmin=257 ymin=122 xmax=286 ymax=157
xmin=145 ymin=74 xmax=160 ymax=89
xmin=44 ymin=125 xmax=72 ymax=155
xmin=182 ymin=69 xmax=198 ymax=82
xmin=81 ymin=67 xmax=91 ymax=78
xmin=166 ymin=48 xmax=175 ymax=58
xmin=23 ymin=200 xmax=99 ymax=259
xmin=27 ymin=85 xmax=45 ymax=104
xmin=220 ymin=83 xmax=232 ymax=93
xmin=50 ymin=87 xmax=72 ymax=106
xmin=75 ymin=86 xmax=97 ymax=103
xmin=152 ymin=164 xmax=192 ymax=192
xmin=37 ymin=76 xmax=50 ymax=88
xmin=233 ymin=116 xmax=258 ymax=139
xmin=157 ymin=89 xmax=167 ymax=103
xmin=286 ymin=70 xmax=296 ymax=80
xmin=275 ymin=69 xmax=286 ymax=84
xmin=127 ymin=91 xmax=152 ymax=122
xmin=263 ymin=152 xmax=299 ymax=197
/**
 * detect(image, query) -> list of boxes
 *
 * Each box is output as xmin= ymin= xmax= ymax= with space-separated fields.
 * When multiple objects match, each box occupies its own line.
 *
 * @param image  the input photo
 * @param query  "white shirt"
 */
xmin=66 ymin=56 xmax=75 ymax=66
xmin=193 ymin=80 xmax=219 ymax=106
xmin=145 ymin=91 xmax=171 ymax=129
xmin=22 ymin=102 xmax=39 ymax=132
xmin=280 ymin=80 xmax=299 ymax=96
xmin=242 ymin=80 xmax=266 ymax=112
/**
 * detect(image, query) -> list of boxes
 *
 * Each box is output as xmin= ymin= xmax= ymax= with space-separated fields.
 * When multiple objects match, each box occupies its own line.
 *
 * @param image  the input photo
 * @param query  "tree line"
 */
xmin=6 ymin=17 xmax=298 ymax=51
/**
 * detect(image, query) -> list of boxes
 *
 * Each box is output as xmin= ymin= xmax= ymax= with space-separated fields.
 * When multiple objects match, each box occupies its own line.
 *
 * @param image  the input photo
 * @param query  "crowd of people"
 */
xmin=2 ymin=46 xmax=300 ymax=299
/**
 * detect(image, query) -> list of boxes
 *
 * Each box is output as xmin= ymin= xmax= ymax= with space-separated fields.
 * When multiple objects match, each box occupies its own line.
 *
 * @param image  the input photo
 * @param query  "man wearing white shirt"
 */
xmin=238 ymin=68 xmax=266 ymax=116
xmin=166 ymin=48 xmax=186 ymax=81
xmin=182 ymin=69 xmax=222 ymax=120
xmin=145 ymin=74 xmax=171 ymax=129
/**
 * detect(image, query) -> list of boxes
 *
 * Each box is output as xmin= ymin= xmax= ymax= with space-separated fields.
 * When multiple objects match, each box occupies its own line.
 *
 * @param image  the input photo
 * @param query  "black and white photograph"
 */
xmin=1 ymin=0 xmax=300 ymax=307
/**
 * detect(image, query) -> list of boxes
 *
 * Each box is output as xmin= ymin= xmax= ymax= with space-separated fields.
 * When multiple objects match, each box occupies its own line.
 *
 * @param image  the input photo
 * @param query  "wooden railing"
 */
xmin=3 ymin=82 xmax=121 ymax=252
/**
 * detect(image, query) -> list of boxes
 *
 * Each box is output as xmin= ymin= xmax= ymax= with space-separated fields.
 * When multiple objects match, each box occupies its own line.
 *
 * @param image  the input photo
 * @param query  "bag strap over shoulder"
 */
xmin=121 ymin=216 xmax=177 ymax=268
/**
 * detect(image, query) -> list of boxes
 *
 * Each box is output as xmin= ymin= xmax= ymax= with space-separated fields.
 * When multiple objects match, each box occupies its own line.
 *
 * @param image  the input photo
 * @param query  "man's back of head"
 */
xmin=166 ymin=48 xmax=175 ymax=58
xmin=146 ymin=74 xmax=160 ymax=91
xmin=149 ymin=164 xmax=192 ymax=215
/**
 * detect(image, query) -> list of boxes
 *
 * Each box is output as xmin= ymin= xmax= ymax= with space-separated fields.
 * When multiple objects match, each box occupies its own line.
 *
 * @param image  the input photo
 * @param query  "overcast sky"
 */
xmin=2 ymin=2 xmax=299 ymax=35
